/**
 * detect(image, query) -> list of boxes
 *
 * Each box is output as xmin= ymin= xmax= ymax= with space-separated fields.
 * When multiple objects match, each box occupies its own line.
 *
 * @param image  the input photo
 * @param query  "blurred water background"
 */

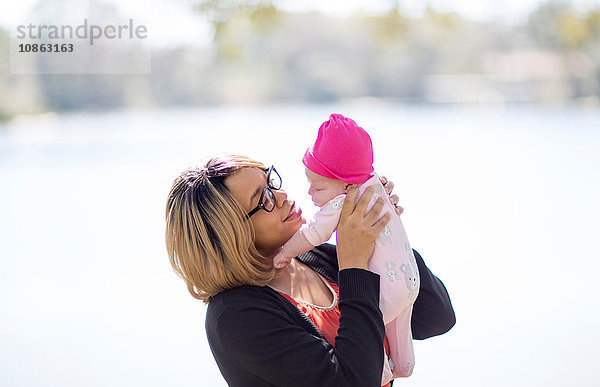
xmin=1 ymin=104 xmax=599 ymax=386
xmin=2 ymin=0 xmax=600 ymax=386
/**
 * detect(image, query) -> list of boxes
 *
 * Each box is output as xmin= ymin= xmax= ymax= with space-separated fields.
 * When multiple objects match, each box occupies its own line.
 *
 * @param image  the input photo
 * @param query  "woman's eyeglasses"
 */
xmin=246 ymin=166 xmax=282 ymax=219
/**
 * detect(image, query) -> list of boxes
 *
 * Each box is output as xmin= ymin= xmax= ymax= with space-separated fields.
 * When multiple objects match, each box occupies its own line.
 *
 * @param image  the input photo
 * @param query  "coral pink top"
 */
xmin=275 ymin=276 xmax=391 ymax=387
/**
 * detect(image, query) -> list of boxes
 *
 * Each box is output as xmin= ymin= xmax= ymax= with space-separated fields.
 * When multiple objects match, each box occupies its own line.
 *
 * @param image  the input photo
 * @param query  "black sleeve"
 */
xmin=411 ymin=249 xmax=456 ymax=339
xmin=206 ymin=269 xmax=385 ymax=387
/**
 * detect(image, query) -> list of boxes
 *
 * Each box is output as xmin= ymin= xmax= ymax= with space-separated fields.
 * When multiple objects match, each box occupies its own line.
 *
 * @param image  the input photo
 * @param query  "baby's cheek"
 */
xmin=312 ymin=194 xmax=324 ymax=207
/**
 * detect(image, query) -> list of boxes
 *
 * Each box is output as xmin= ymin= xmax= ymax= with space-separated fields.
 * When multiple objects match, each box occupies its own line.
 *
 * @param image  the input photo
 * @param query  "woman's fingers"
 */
xmin=354 ymin=186 xmax=374 ymax=217
xmin=379 ymin=175 xmax=399 ymax=211
xmin=341 ymin=186 xmax=359 ymax=217
xmin=387 ymin=194 xmax=404 ymax=215
xmin=384 ymin=180 xmax=394 ymax=196
xmin=372 ymin=212 xmax=392 ymax=235
xmin=337 ymin=187 xmax=383 ymax=270
xmin=337 ymin=181 xmax=399 ymax=271
xmin=379 ymin=175 xmax=394 ymax=195
xmin=364 ymin=196 xmax=385 ymax=226
xmin=396 ymin=205 xmax=404 ymax=215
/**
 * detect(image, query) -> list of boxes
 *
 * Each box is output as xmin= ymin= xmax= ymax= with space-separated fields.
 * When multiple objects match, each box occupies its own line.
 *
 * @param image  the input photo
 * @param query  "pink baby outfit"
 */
xmin=281 ymin=114 xmax=421 ymax=384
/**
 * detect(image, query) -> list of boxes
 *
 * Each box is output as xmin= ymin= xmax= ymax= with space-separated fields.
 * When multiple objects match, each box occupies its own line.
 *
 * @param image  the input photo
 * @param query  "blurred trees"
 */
xmin=1 ymin=0 xmax=600 ymax=120
xmin=0 ymin=26 xmax=46 ymax=121
xmin=528 ymin=2 xmax=600 ymax=48
xmin=527 ymin=2 xmax=600 ymax=99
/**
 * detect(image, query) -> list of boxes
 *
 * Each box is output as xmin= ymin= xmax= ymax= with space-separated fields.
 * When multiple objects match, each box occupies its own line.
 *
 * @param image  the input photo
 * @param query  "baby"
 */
xmin=273 ymin=114 xmax=421 ymax=384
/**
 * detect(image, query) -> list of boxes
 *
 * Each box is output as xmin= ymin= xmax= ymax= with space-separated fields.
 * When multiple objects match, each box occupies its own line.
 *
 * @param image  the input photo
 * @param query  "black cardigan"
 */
xmin=205 ymin=244 xmax=455 ymax=387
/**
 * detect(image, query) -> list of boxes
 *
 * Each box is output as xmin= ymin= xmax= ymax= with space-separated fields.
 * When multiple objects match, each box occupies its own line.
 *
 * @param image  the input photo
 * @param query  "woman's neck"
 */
xmin=267 ymin=258 xmax=296 ymax=294
xmin=267 ymin=258 xmax=335 ymax=308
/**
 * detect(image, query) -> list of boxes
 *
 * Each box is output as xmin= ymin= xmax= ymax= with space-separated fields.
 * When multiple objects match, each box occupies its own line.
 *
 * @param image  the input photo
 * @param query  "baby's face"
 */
xmin=305 ymin=167 xmax=348 ymax=207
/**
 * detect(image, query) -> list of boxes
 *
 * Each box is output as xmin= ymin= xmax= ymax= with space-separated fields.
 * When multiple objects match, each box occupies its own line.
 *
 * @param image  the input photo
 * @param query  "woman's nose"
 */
xmin=273 ymin=189 xmax=287 ymax=207
xmin=308 ymin=187 xmax=314 ymax=196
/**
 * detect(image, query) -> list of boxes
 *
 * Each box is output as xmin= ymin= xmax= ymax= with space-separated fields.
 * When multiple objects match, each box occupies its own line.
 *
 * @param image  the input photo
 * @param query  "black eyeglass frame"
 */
xmin=245 ymin=166 xmax=282 ymax=219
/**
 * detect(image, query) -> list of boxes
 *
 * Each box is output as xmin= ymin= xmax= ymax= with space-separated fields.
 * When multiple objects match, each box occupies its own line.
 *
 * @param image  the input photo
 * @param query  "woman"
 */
xmin=165 ymin=155 xmax=455 ymax=386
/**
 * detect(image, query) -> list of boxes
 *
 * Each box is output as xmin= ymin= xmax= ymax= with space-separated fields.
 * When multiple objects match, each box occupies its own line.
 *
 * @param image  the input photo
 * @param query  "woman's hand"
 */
xmin=336 ymin=186 xmax=392 ymax=270
xmin=379 ymin=175 xmax=403 ymax=215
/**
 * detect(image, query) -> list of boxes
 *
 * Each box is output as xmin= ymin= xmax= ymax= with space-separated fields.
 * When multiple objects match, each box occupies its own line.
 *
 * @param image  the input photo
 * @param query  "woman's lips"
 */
xmin=284 ymin=202 xmax=302 ymax=222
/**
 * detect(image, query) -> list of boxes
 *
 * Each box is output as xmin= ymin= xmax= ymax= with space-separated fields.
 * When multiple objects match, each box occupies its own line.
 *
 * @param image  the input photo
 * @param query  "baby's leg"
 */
xmin=384 ymin=310 xmax=415 ymax=378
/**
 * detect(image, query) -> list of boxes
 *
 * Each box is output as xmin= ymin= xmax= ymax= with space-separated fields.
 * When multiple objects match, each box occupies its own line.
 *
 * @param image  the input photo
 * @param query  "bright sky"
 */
xmin=2 ymin=0 xmax=600 ymax=47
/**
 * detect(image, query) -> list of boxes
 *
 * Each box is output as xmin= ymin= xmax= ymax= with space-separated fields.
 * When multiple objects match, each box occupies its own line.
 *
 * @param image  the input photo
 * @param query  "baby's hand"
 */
xmin=379 ymin=175 xmax=404 ymax=215
xmin=273 ymin=251 xmax=292 ymax=269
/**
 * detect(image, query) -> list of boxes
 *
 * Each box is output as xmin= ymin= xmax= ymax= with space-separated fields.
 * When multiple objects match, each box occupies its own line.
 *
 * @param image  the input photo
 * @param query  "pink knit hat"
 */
xmin=302 ymin=114 xmax=374 ymax=185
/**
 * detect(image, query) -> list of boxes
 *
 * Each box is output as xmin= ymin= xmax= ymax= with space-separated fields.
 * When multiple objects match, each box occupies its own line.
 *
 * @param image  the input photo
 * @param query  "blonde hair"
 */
xmin=165 ymin=155 xmax=275 ymax=303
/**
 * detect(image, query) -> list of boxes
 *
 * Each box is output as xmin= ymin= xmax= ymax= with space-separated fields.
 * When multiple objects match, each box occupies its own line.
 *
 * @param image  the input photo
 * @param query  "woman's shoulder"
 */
xmin=208 ymin=285 xmax=277 ymax=312
xmin=205 ymin=284 xmax=320 ymax=349
xmin=207 ymin=285 xmax=302 ymax=321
